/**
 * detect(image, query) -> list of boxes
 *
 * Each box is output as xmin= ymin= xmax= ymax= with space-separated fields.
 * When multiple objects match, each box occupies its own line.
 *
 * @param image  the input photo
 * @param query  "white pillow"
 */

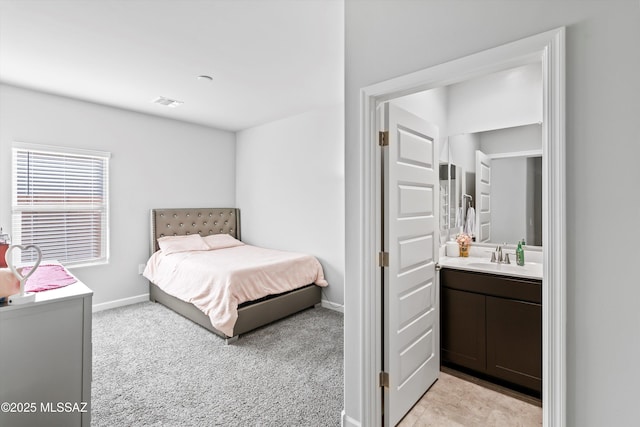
xmin=157 ymin=234 xmax=210 ymax=255
xmin=202 ymin=234 xmax=244 ymax=250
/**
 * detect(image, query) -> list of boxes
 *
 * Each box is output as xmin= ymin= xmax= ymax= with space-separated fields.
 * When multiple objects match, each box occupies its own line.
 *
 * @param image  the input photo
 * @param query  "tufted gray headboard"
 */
xmin=150 ymin=208 xmax=241 ymax=254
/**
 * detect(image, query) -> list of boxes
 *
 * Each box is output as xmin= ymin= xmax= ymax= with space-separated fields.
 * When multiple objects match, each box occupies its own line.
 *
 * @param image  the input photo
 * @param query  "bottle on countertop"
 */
xmin=516 ymin=239 xmax=525 ymax=266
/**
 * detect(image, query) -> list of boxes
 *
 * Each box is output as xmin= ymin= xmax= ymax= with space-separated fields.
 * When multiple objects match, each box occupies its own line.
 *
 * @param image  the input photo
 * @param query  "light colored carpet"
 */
xmin=92 ymin=302 xmax=343 ymax=426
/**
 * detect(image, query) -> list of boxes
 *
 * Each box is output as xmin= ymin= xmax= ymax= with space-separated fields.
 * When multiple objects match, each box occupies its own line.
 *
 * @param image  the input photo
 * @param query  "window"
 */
xmin=12 ymin=143 xmax=110 ymax=267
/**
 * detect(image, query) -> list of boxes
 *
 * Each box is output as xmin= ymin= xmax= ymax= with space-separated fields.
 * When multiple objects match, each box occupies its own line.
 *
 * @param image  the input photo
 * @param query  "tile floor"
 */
xmin=398 ymin=370 xmax=542 ymax=426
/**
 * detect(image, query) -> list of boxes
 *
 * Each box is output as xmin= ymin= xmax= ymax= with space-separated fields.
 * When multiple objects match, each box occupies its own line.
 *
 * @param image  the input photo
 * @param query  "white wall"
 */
xmin=345 ymin=1 xmax=640 ymax=426
xmin=236 ymin=104 xmax=345 ymax=307
xmin=392 ymin=87 xmax=449 ymax=165
xmin=479 ymin=123 xmax=542 ymax=155
xmin=447 ymin=63 xmax=542 ymax=135
xmin=391 ymin=64 xmax=540 ymax=144
xmin=391 ymin=86 xmax=449 ymax=138
xmin=0 ymin=84 xmax=236 ymax=306
xmin=449 ymin=133 xmax=480 ymax=173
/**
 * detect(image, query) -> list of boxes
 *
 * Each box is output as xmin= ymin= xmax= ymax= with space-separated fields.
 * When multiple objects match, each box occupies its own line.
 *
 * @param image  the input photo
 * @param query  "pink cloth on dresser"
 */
xmin=23 ymin=264 xmax=77 ymax=292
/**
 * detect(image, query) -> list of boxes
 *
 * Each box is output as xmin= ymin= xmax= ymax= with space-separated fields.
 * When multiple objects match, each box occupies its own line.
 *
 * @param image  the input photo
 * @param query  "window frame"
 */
xmin=11 ymin=142 xmax=111 ymax=268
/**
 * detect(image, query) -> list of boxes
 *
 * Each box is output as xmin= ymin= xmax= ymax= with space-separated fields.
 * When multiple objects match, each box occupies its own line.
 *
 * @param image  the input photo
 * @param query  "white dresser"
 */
xmin=0 ymin=280 xmax=92 ymax=427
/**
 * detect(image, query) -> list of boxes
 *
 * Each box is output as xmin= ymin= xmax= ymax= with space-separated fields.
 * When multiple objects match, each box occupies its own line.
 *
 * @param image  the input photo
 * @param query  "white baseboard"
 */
xmin=342 ymin=410 xmax=361 ymax=427
xmin=321 ymin=299 xmax=344 ymax=313
xmin=92 ymin=293 xmax=149 ymax=313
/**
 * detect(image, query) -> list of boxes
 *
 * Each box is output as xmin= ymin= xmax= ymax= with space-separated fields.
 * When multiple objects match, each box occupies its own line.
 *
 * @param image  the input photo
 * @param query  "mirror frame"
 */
xmin=354 ymin=28 xmax=565 ymax=427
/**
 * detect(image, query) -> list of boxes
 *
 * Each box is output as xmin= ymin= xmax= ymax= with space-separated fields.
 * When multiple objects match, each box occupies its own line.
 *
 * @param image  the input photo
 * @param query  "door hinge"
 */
xmin=378 ymin=130 xmax=389 ymax=146
xmin=379 ymin=371 xmax=389 ymax=388
xmin=378 ymin=251 xmax=389 ymax=267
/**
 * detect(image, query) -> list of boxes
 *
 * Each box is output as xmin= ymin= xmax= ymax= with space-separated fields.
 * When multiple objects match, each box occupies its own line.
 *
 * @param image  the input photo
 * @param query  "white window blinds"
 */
xmin=11 ymin=144 xmax=110 ymax=267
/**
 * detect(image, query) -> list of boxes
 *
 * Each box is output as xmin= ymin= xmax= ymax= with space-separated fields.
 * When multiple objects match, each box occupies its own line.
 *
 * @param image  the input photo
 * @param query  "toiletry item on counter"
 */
xmin=445 ymin=241 xmax=460 ymax=257
xmin=516 ymin=240 xmax=525 ymax=266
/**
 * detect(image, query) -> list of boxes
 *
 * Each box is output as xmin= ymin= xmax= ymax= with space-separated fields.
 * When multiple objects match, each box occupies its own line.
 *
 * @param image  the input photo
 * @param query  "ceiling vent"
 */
xmin=152 ymin=96 xmax=184 ymax=108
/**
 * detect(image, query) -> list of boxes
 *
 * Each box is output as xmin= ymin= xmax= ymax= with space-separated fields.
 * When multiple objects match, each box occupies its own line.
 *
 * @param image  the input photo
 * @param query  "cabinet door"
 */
xmin=0 ymin=299 xmax=85 ymax=427
xmin=441 ymin=287 xmax=486 ymax=371
xmin=486 ymin=296 xmax=542 ymax=393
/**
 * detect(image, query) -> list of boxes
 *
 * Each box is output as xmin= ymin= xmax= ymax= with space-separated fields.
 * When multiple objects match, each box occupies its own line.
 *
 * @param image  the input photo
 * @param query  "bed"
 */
xmin=145 ymin=208 xmax=326 ymax=343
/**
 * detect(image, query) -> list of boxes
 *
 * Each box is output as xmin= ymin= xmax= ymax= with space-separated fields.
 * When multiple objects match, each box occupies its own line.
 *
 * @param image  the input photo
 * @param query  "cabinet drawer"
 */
xmin=441 ymin=268 xmax=541 ymax=304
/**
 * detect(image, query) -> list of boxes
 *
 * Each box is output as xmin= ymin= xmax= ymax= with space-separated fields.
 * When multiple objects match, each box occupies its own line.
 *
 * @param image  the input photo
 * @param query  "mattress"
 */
xmin=143 ymin=243 xmax=328 ymax=337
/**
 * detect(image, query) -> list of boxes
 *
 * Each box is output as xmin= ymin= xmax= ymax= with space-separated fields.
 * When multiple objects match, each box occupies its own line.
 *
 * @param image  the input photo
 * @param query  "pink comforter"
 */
xmin=143 ymin=244 xmax=328 ymax=337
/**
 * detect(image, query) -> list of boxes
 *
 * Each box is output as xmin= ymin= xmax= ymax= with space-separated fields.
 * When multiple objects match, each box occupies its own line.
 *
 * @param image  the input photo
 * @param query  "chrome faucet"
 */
xmin=490 ymin=245 xmax=501 ymax=262
xmin=490 ymin=244 xmax=511 ymax=264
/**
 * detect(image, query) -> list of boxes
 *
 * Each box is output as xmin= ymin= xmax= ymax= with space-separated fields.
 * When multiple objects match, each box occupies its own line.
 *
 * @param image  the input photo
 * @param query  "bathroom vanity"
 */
xmin=439 ymin=257 xmax=542 ymax=396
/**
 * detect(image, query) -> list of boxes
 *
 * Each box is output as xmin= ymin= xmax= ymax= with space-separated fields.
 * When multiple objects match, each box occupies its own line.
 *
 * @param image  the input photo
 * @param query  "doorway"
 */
xmin=360 ymin=28 xmax=566 ymax=426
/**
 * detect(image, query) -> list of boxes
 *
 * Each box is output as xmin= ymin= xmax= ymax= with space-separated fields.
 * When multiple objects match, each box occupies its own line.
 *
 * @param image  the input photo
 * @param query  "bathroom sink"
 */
xmin=466 ymin=262 xmax=528 ymax=274
xmin=439 ymin=257 xmax=543 ymax=279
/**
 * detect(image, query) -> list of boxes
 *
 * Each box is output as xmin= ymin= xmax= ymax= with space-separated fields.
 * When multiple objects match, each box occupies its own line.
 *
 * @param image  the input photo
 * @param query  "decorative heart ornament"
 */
xmin=5 ymin=244 xmax=42 ymax=296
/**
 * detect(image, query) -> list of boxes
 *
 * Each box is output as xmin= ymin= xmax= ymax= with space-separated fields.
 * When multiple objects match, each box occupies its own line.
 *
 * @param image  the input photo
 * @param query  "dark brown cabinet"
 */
xmin=440 ymin=268 xmax=542 ymax=395
xmin=441 ymin=287 xmax=486 ymax=371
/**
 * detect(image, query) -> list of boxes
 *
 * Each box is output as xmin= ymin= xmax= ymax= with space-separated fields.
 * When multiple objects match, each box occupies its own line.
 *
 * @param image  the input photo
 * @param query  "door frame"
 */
xmin=358 ymin=27 xmax=565 ymax=426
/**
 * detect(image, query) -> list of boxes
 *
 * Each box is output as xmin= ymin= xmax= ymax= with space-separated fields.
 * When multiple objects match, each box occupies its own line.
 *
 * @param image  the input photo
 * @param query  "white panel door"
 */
xmin=383 ymin=103 xmax=439 ymax=427
xmin=476 ymin=150 xmax=492 ymax=242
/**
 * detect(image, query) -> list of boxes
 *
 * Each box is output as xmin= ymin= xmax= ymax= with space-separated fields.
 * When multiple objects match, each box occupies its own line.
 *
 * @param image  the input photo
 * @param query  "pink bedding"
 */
xmin=143 ymin=244 xmax=328 ymax=337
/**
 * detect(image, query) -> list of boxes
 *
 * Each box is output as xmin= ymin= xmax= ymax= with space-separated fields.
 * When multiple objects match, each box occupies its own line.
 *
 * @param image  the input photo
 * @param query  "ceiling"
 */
xmin=0 ymin=0 xmax=344 ymax=132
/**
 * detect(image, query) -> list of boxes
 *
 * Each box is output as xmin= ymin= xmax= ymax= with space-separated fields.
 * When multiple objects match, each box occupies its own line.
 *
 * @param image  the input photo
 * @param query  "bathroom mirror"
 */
xmin=446 ymin=123 xmax=543 ymax=247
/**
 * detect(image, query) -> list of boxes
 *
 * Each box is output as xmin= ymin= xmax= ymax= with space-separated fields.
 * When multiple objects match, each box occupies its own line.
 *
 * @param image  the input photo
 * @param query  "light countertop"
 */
xmin=439 ymin=255 xmax=543 ymax=280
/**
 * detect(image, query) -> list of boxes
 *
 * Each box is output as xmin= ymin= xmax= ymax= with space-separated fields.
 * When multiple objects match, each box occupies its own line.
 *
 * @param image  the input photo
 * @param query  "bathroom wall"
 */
xmin=449 ymin=133 xmax=480 ymax=174
xmin=478 ymin=123 xmax=542 ymax=155
xmin=447 ymin=63 xmax=542 ymax=136
xmin=391 ymin=86 xmax=449 ymax=139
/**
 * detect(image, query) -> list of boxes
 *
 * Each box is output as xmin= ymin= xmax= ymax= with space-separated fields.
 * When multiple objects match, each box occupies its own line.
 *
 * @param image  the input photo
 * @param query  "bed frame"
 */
xmin=148 ymin=208 xmax=321 ymax=343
